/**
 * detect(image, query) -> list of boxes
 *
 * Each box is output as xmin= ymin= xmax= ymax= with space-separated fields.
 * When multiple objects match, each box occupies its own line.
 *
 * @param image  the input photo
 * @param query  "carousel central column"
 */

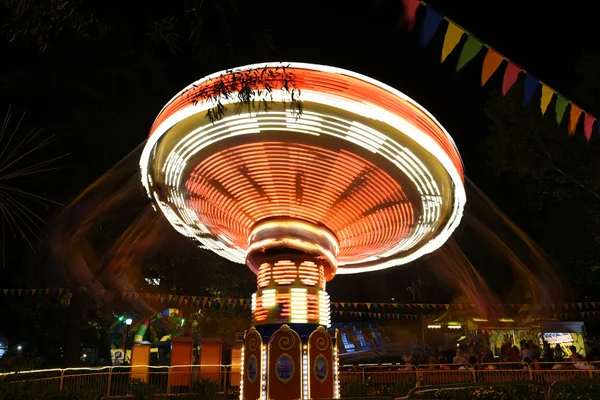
xmin=240 ymin=219 xmax=338 ymax=400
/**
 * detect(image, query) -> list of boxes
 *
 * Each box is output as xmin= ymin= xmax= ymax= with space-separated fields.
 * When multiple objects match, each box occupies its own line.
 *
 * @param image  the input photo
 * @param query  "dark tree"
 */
xmin=482 ymin=52 xmax=600 ymax=299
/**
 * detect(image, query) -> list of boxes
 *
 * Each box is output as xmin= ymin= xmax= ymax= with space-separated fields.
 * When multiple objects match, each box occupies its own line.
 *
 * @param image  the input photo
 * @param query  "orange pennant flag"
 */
xmin=540 ymin=85 xmax=553 ymax=115
xmin=481 ymin=49 xmax=503 ymax=86
xmin=441 ymin=22 xmax=464 ymax=62
xmin=569 ymin=104 xmax=582 ymax=136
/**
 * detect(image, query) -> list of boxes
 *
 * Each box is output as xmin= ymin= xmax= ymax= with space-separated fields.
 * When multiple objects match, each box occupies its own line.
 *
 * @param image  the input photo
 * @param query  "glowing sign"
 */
xmin=538 ymin=332 xmax=573 ymax=345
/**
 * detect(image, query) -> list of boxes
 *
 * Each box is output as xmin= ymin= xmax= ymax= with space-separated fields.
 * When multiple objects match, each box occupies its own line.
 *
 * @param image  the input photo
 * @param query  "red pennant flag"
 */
xmin=402 ymin=0 xmax=420 ymax=31
xmin=502 ymin=62 xmax=521 ymax=95
xmin=17 ymin=289 xmax=23 ymax=296
xmin=44 ymin=288 xmax=50 ymax=294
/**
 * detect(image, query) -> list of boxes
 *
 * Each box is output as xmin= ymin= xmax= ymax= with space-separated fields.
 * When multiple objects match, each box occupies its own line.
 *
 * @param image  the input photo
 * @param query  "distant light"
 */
xmin=499 ymin=318 xmax=515 ymax=323
xmin=181 ymin=319 xmax=185 ymax=326
xmin=82 ymin=354 xmax=87 ymax=358
xmin=144 ymin=278 xmax=161 ymax=286
xmin=391 ymin=298 xmax=395 ymax=302
xmin=125 ymin=318 xmax=133 ymax=326
xmin=17 ymin=345 xmax=22 ymax=351
xmin=448 ymin=325 xmax=462 ymax=330
xmin=118 ymin=316 xmax=124 ymax=321
xmin=427 ymin=325 xmax=441 ymax=329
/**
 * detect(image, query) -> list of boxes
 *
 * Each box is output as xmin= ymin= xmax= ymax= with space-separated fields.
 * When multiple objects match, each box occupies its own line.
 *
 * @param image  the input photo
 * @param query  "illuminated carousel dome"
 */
xmin=141 ymin=62 xmax=465 ymax=281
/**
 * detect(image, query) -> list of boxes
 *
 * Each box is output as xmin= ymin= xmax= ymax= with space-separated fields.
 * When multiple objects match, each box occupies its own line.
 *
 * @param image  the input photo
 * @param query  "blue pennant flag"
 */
xmin=419 ymin=8 xmax=443 ymax=48
xmin=523 ymin=74 xmax=539 ymax=106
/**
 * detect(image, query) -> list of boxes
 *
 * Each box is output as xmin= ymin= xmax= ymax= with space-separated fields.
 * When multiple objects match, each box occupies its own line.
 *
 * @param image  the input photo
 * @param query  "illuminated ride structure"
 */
xmin=141 ymin=63 xmax=465 ymax=399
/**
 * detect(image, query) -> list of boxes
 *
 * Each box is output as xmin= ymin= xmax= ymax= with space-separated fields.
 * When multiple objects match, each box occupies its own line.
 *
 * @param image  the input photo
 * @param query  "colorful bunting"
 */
xmin=569 ymin=104 xmax=582 ymax=136
xmin=540 ymin=85 xmax=554 ymax=115
xmin=555 ymin=95 xmax=569 ymax=125
xmin=441 ymin=22 xmax=463 ymax=62
xmin=3 ymin=288 xmax=600 ymax=321
xmin=502 ymin=62 xmax=521 ymax=95
xmin=481 ymin=50 xmax=503 ymax=86
xmin=584 ymin=113 xmax=595 ymax=142
xmin=523 ymin=75 xmax=538 ymax=105
xmin=402 ymin=0 xmax=420 ymax=32
xmin=419 ymin=8 xmax=443 ymax=48
xmin=456 ymin=36 xmax=483 ymax=71
xmin=402 ymin=1 xmax=597 ymax=139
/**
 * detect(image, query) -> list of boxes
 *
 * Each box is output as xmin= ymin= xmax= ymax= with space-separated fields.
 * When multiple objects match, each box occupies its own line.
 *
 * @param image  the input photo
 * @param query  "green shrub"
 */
xmin=189 ymin=378 xmax=220 ymax=400
xmin=344 ymin=378 xmax=368 ymax=397
xmin=129 ymin=380 xmax=159 ymax=400
xmin=426 ymin=384 xmax=545 ymax=400
xmin=0 ymin=381 xmax=103 ymax=400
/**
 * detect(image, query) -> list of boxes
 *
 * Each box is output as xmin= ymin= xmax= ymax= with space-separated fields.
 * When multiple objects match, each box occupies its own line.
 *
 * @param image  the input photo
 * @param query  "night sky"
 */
xmin=0 ymin=0 xmax=596 ymax=303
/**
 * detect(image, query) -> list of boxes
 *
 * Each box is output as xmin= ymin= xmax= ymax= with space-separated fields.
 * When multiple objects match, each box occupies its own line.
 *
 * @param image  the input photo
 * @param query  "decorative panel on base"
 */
xmin=240 ymin=324 xmax=338 ymax=400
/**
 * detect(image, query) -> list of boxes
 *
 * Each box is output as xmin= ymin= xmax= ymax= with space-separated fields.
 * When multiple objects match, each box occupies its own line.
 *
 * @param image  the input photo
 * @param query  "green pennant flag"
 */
xmin=555 ymin=95 xmax=569 ymax=125
xmin=456 ymin=36 xmax=483 ymax=71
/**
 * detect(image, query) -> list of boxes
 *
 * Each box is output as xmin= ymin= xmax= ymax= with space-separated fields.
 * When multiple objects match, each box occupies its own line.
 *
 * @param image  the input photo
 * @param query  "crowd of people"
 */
xmin=393 ymin=339 xmax=596 ymax=370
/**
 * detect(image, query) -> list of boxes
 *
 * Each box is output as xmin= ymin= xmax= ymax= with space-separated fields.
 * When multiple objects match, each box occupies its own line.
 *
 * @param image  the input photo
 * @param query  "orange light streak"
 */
xmin=185 ymin=143 xmax=414 ymax=263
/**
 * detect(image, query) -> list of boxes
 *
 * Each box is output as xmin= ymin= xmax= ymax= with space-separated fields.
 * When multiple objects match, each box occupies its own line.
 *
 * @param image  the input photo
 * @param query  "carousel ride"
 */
xmin=140 ymin=62 xmax=466 ymax=399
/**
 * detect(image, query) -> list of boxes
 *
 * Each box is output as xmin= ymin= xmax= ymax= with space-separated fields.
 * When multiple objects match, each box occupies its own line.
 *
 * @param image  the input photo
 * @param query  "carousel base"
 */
xmin=240 ymin=324 xmax=339 ymax=400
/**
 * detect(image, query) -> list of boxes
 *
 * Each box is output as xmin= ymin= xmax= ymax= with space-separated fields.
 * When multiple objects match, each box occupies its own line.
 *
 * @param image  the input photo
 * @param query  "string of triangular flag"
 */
xmin=2 ymin=288 xmax=600 ymax=312
xmin=333 ymin=311 xmax=436 ymax=320
xmin=402 ymin=0 xmax=596 ymax=141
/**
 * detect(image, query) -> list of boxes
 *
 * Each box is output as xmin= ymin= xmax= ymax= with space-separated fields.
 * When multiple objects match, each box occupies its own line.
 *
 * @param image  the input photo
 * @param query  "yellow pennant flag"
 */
xmin=441 ymin=22 xmax=464 ymax=62
xmin=540 ymin=85 xmax=553 ymax=115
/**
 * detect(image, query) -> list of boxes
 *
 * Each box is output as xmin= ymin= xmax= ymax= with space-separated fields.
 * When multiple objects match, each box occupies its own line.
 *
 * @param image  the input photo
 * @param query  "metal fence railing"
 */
xmin=1 ymin=362 xmax=600 ymax=398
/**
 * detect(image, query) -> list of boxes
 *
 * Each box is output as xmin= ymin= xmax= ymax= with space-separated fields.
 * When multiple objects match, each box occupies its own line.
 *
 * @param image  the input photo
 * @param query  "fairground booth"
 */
xmin=428 ymin=301 xmax=587 ymax=359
